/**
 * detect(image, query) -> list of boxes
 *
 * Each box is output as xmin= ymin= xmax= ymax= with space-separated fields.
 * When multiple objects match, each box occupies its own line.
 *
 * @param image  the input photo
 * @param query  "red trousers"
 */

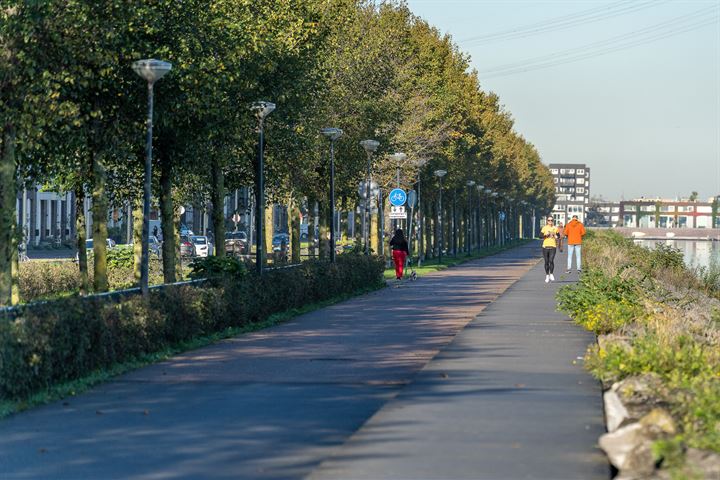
xmin=392 ymin=250 xmax=407 ymax=279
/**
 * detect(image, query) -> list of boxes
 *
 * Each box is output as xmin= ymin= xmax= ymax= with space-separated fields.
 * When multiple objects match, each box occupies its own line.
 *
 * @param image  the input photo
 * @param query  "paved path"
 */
xmin=0 ymin=243 xmax=606 ymax=479
xmin=309 ymin=254 xmax=608 ymax=480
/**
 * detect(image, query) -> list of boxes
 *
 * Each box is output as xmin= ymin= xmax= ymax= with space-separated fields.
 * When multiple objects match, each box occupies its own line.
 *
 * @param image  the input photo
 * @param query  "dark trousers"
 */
xmin=542 ymin=247 xmax=556 ymax=274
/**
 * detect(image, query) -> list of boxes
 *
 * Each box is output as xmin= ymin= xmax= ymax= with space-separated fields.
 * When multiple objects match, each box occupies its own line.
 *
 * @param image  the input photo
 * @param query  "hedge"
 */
xmin=0 ymin=254 xmax=385 ymax=399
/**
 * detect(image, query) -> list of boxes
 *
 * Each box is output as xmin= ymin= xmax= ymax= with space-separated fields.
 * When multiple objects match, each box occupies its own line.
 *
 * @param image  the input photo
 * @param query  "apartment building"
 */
xmin=619 ymin=198 xmax=719 ymax=229
xmin=548 ymin=163 xmax=590 ymax=224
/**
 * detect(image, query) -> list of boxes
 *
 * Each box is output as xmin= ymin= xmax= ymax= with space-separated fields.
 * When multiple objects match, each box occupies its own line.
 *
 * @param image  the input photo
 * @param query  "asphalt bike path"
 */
xmin=308 ymin=251 xmax=607 ymax=480
xmin=0 ymin=243 xmax=604 ymax=479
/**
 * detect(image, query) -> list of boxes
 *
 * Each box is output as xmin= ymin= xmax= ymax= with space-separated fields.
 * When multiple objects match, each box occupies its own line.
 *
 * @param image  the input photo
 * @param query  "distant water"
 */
xmin=633 ymin=239 xmax=720 ymax=269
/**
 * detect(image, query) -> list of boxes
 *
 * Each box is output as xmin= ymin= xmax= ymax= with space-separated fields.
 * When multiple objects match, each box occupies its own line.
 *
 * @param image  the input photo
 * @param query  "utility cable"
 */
xmin=480 ymin=15 xmax=719 ymax=79
xmin=478 ymin=5 xmax=718 ymax=74
xmin=462 ymin=0 xmax=664 ymax=45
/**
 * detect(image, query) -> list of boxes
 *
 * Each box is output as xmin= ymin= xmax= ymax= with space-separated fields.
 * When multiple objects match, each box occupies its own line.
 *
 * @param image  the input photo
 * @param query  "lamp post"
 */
xmin=132 ymin=59 xmax=172 ymax=296
xmin=466 ymin=180 xmax=475 ymax=255
xmin=322 ymin=128 xmax=343 ymax=263
xmin=476 ymin=184 xmax=484 ymax=251
xmin=360 ymin=139 xmax=379 ymax=255
xmin=390 ymin=152 xmax=407 ymax=188
xmin=250 ymin=101 xmax=276 ymax=275
xmin=484 ymin=188 xmax=493 ymax=246
xmin=434 ymin=169 xmax=447 ymax=264
xmin=390 ymin=152 xmax=408 ymax=232
xmin=491 ymin=191 xmax=500 ymax=245
xmin=413 ymin=158 xmax=428 ymax=263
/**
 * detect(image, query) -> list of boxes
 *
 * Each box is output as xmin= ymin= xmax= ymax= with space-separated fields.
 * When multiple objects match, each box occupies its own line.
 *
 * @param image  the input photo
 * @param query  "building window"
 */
xmin=550 ymin=169 xmax=558 ymax=174
xmin=560 ymin=169 xmax=566 ymax=174
xmin=576 ymin=178 xmax=584 ymax=184
xmin=568 ymin=169 xmax=575 ymax=174
xmin=553 ymin=178 xmax=558 ymax=183
xmin=577 ymin=169 xmax=584 ymax=175
xmin=577 ymin=187 xmax=584 ymax=194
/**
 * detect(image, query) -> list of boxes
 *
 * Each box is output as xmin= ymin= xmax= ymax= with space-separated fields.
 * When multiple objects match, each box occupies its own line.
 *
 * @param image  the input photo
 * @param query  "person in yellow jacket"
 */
xmin=564 ymin=215 xmax=586 ymax=273
xmin=540 ymin=216 xmax=559 ymax=283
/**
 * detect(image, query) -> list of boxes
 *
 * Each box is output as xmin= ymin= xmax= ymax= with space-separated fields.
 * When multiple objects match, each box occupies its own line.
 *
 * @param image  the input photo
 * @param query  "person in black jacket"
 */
xmin=389 ymin=229 xmax=409 ymax=280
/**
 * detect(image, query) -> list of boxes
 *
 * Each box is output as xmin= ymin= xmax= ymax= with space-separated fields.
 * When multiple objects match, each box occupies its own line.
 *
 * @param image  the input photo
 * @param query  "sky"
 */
xmin=404 ymin=0 xmax=720 ymax=202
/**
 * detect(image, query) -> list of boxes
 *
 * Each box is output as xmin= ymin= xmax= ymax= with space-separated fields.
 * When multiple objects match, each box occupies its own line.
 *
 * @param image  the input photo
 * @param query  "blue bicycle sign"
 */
xmin=388 ymin=189 xmax=407 ymax=207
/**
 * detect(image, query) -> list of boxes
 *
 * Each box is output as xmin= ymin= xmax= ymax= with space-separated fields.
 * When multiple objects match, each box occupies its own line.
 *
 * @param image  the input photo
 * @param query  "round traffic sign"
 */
xmin=388 ymin=188 xmax=407 ymax=207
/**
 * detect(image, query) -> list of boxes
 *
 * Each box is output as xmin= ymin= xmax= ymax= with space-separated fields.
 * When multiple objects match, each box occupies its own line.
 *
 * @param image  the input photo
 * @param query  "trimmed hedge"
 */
xmin=0 ymin=254 xmax=385 ymax=399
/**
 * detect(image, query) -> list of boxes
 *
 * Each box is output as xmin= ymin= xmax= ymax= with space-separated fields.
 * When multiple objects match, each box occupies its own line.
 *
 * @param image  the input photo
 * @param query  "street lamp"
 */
xmin=360 ymin=139 xmax=380 ymax=255
xmin=434 ymin=169 xmax=447 ymax=264
xmin=391 ymin=152 xmax=407 ymax=187
xmin=322 ymin=127 xmax=343 ymax=263
xmin=250 ymin=100 xmax=276 ymax=275
xmin=132 ymin=58 xmax=172 ymax=296
xmin=466 ymin=180 xmax=475 ymax=254
xmin=412 ymin=158 xmax=428 ymax=263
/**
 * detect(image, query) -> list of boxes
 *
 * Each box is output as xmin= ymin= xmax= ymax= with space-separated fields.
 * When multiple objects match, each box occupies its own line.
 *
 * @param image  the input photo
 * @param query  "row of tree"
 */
xmin=0 ymin=0 xmax=555 ymax=306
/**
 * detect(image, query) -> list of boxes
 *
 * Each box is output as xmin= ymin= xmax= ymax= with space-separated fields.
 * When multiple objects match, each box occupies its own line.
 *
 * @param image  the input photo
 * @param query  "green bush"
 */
xmin=0 ymin=254 xmax=385 ymax=399
xmin=106 ymin=244 xmax=134 ymax=269
xmin=189 ymin=256 xmax=248 ymax=280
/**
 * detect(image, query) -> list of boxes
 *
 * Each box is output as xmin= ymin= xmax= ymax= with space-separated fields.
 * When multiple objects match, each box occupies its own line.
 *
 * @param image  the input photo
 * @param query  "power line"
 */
xmin=461 ymin=0 xmax=664 ymax=46
xmin=479 ymin=6 xmax=718 ymax=74
xmin=480 ymin=15 xmax=719 ymax=79
xmin=459 ymin=0 xmax=629 ymax=42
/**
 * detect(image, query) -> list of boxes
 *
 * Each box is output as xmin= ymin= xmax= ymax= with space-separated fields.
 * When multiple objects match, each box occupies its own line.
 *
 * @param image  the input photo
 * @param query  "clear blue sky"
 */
xmin=405 ymin=0 xmax=720 ymax=201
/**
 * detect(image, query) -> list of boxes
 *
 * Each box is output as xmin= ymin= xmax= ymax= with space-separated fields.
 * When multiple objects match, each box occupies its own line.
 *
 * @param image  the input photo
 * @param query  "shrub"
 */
xmin=106 ymin=244 xmax=134 ymax=269
xmin=189 ymin=256 xmax=248 ymax=280
xmin=0 ymin=254 xmax=385 ymax=399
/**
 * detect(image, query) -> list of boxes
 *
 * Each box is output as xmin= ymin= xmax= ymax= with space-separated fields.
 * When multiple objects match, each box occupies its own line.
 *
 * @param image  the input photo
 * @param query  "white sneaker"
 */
xmin=550 ymin=274 xmax=555 ymax=282
xmin=545 ymin=275 xmax=550 ymax=283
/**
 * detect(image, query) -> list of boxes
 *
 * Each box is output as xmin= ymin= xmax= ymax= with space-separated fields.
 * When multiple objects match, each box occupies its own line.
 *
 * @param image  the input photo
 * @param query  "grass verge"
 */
xmin=383 ymin=239 xmax=533 ymax=280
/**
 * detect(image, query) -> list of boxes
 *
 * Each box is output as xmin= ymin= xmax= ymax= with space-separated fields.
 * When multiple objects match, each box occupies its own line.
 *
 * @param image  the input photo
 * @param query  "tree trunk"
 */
xmin=370 ymin=212 xmax=379 ymax=255
xmin=75 ymin=187 xmax=89 ymax=295
xmin=91 ymin=153 xmax=109 ymax=292
xmin=318 ymin=201 xmax=329 ymax=261
xmin=0 ymin=125 xmax=17 ymax=305
xmin=425 ymin=207 xmax=433 ymax=259
xmin=264 ymin=204 xmax=273 ymax=262
xmin=291 ymin=202 xmax=301 ymax=264
xmin=133 ymin=198 xmax=143 ymax=285
xmin=307 ymin=198 xmax=316 ymax=259
xmin=210 ymin=157 xmax=225 ymax=258
xmin=159 ymin=158 xmax=176 ymax=282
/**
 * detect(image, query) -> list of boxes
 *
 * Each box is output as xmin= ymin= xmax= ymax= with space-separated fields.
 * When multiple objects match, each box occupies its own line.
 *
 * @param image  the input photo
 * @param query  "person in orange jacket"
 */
xmin=564 ymin=215 xmax=586 ymax=273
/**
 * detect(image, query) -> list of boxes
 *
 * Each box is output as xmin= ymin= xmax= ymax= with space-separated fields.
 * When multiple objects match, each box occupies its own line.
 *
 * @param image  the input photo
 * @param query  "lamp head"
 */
xmin=434 ymin=169 xmax=447 ymax=178
xmin=466 ymin=180 xmax=476 ymax=187
xmin=391 ymin=152 xmax=407 ymax=163
xmin=476 ymin=184 xmax=485 ymax=190
xmin=250 ymin=101 xmax=276 ymax=120
xmin=132 ymin=59 xmax=172 ymax=84
xmin=321 ymin=127 xmax=343 ymax=141
xmin=413 ymin=158 xmax=428 ymax=168
xmin=360 ymin=139 xmax=380 ymax=153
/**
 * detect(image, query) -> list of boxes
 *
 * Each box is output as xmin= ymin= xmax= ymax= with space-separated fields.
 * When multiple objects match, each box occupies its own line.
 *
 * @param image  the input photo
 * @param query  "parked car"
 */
xmin=225 ymin=231 xmax=248 ymax=256
xmin=190 ymin=235 xmax=212 ymax=257
xmin=272 ymin=233 xmax=290 ymax=252
xmin=180 ymin=224 xmax=194 ymax=237
xmin=180 ymin=235 xmax=194 ymax=258
xmin=75 ymin=238 xmax=115 ymax=262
